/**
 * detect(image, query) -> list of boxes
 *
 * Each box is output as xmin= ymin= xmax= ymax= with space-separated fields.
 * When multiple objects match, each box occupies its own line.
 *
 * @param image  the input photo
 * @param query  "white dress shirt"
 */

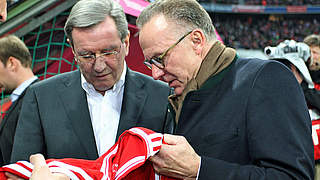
xmin=11 ymin=76 xmax=38 ymax=102
xmin=81 ymin=63 xmax=126 ymax=156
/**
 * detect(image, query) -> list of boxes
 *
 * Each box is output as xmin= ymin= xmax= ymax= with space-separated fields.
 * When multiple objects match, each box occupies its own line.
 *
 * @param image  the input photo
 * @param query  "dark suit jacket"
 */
xmin=0 ymin=79 xmax=39 ymax=165
xmin=11 ymin=69 xmax=170 ymax=162
xmin=171 ymin=58 xmax=314 ymax=179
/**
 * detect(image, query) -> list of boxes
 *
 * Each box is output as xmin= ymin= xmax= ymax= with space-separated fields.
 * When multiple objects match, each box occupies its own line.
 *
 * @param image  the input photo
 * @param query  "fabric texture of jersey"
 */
xmin=0 ymin=127 xmax=179 ymax=180
xmin=310 ymin=109 xmax=320 ymax=160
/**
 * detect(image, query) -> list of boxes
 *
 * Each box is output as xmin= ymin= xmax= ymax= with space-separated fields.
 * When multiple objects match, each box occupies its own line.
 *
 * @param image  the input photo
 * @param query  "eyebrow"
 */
xmin=77 ymin=45 xmax=119 ymax=55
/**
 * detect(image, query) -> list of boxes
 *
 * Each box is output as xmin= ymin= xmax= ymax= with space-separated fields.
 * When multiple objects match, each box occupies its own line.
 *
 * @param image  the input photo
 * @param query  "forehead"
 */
xmin=139 ymin=15 xmax=176 ymax=56
xmin=72 ymin=16 xmax=121 ymax=52
xmin=310 ymin=46 xmax=320 ymax=51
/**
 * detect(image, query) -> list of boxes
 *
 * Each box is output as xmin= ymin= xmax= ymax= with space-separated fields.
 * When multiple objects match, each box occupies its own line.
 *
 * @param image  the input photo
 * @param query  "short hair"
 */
xmin=136 ymin=0 xmax=216 ymax=41
xmin=0 ymin=35 xmax=32 ymax=68
xmin=303 ymin=34 xmax=320 ymax=47
xmin=64 ymin=0 xmax=129 ymax=46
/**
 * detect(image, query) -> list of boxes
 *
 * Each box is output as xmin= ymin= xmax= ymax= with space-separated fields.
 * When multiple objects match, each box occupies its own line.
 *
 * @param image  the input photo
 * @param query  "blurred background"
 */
xmin=0 ymin=0 xmax=319 ymax=113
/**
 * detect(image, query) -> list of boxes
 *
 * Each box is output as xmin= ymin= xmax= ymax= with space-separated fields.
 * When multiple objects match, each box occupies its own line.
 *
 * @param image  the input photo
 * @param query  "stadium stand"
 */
xmin=199 ymin=0 xmax=320 ymax=5
xmin=213 ymin=13 xmax=319 ymax=49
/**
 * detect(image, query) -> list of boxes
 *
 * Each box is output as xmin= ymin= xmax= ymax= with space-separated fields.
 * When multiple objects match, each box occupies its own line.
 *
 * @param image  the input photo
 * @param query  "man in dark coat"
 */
xmin=136 ymin=0 xmax=314 ymax=179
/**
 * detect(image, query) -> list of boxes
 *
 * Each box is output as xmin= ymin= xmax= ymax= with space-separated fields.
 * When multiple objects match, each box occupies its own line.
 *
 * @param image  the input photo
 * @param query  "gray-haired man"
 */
xmin=11 ymin=0 xmax=170 ymax=163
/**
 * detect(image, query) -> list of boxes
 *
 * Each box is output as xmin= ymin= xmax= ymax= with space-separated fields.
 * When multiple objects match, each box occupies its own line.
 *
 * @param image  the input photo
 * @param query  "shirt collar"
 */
xmin=11 ymin=76 xmax=38 ymax=102
xmin=81 ymin=61 xmax=127 ymax=95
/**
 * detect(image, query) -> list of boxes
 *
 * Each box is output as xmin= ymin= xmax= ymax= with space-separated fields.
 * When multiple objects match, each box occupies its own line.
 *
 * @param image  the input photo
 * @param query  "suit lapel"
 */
xmin=116 ymin=69 xmax=147 ymax=139
xmin=0 ymin=79 xmax=39 ymax=133
xmin=0 ymin=100 xmax=17 ymax=133
xmin=57 ymin=70 xmax=98 ymax=159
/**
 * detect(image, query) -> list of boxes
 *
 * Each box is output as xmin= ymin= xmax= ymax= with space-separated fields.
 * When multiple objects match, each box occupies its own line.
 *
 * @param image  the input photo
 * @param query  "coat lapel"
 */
xmin=0 ymin=100 xmax=17 ymax=133
xmin=116 ymin=69 xmax=147 ymax=139
xmin=0 ymin=79 xmax=39 ymax=133
xmin=57 ymin=70 xmax=98 ymax=159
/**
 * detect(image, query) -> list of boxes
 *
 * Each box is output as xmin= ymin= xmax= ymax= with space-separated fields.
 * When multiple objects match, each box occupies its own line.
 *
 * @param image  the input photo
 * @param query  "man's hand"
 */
xmin=5 ymin=172 xmax=23 ymax=180
xmin=29 ymin=154 xmax=70 ymax=180
xmin=0 ymin=0 xmax=7 ymax=22
xmin=149 ymin=134 xmax=201 ymax=179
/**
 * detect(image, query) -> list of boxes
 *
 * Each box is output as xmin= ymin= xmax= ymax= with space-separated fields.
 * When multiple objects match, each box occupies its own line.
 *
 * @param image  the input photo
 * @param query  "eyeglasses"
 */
xmin=76 ymin=44 xmax=122 ymax=64
xmin=144 ymin=31 xmax=192 ymax=70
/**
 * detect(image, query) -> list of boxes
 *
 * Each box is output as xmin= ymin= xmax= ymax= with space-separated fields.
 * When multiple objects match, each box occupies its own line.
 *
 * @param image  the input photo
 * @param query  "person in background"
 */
xmin=265 ymin=39 xmax=320 ymax=180
xmin=0 ymin=0 xmax=6 ymax=22
xmin=304 ymin=34 xmax=320 ymax=89
xmin=10 ymin=0 xmax=170 ymax=163
xmin=303 ymin=34 xmax=320 ymax=180
xmin=136 ymin=0 xmax=314 ymax=179
xmin=0 ymin=35 xmax=38 ymax=166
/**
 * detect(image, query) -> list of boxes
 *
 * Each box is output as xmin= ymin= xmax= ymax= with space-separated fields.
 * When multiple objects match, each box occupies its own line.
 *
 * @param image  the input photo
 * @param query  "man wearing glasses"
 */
xmin=137 ymin=0 xmax=314 ymax=179
xmin=10 ymin=0 xmax=171 ymax=163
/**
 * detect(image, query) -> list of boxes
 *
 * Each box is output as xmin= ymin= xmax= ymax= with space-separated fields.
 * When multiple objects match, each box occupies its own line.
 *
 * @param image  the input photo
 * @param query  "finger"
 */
xmin=30 ymin=154 xmax=51 ymax=177
xmin=5 ymin=172 xmax=24 ymax=180
xmin=149 ymin=153 xmax=161 ymax=163
xmin=149 ymin=153 xmax=166 ymax=170
xmin=163 ymin=134 xmax=180 ymax=145
xmin=151 ymin=160 xmax=161 ymax=174
xmin=30 ymin=154 xmax=46 ymax=166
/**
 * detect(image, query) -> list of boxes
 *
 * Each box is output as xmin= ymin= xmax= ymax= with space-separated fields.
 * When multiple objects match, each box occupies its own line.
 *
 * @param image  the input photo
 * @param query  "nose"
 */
xmin=151 ymin=64 xmax=165 ymax=80
xmin=93 ymin=56 xmax=107 ymax=73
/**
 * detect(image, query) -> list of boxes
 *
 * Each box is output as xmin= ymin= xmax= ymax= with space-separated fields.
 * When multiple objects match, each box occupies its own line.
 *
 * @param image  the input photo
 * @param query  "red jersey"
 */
xmin=0 ymin=127 xmax=179 ymax=180
xmin=310 ymin=109 xmax=320 ymax=160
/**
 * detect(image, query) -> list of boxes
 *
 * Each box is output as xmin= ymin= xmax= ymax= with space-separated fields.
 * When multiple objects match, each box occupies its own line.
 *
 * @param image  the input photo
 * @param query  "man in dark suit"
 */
xmin=137 ymin=0 xmax=314 ymax=179
xmin=10 ymin=0 xmax=170 ymax=163
xmin=0 ymin=35 xmax=38 ymax=165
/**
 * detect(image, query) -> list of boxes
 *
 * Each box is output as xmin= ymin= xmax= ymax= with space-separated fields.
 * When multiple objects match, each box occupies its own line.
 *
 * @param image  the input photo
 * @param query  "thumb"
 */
xmin=163 ymin=134 xmax=182 ymax=145
xmin=29 ymin=153 xmax=51 ymax=178
xmin=30 ymin=154 xmax=46 ymax=167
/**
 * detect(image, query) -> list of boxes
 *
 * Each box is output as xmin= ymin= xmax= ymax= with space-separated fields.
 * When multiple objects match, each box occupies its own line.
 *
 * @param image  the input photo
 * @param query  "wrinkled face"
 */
xmin=0 ymin=60 xmax=15 ymax=93
xmin=139 ymin=15 xmax=201 ymax=96
xmin=72 ymin=16 xmax=129 ymax=94
xmin=309 ymin=46 xmax=320 ymax=71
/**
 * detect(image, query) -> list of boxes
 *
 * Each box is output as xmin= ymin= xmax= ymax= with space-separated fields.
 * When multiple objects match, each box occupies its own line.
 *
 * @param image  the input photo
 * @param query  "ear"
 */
xmin=68 ymin=38 xmax=75 ymax=55
xmin=190 ymin=29 xmax=206 ymax=55
xmin=68 ymin=40 xmax=79 ymax=63
xmin=67 ymin=38 xmax=73 ymax=48
xmin=6 ymin=57 xmax=21 ymax=72
xmin=123 ymin=32 xmax=130 ymax=56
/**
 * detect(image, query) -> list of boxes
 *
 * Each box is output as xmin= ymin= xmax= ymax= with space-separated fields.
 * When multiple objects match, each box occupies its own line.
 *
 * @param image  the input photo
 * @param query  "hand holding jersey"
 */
xmin=150 ymin=134 xmax=200 ymax=179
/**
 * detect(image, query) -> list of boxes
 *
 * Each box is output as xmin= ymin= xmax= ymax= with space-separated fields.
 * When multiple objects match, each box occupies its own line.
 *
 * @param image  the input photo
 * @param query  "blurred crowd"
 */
xmin=7 ymin=0 xmax=19 ymax=7
xmin=199 ymin=0 xmax=320 ymax=5
xmin=7 ymin=0 xmax=320 ymax=7
xmin=214 ymin=14 xmax=320 ymax=49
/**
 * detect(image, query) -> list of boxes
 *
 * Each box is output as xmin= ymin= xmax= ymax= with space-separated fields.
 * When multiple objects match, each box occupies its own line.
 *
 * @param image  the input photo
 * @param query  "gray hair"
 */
xmin=64 ymin=0 xmax=129 ymax=46
xmin=136 ymin=0 xmax=216 ymax=41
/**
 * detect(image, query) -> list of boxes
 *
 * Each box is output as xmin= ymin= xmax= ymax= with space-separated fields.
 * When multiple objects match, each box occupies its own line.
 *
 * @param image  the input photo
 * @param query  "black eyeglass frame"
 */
xmin=143 ymin=31 xmax=193 ymax=69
